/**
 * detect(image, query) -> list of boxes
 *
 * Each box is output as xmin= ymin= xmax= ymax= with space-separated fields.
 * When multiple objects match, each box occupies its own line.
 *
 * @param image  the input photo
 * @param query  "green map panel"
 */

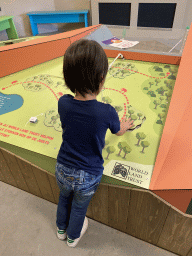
xmin=0 ymin=56 xmax=179 ymax=189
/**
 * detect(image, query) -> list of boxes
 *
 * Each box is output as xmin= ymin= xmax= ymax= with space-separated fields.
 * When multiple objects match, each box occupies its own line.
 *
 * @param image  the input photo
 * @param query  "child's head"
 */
xmin=63 ymin=39 xmax=108 ymax=98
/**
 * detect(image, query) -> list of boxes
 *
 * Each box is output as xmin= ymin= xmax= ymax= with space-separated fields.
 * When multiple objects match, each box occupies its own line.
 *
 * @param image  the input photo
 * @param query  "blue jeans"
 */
xmin=55 ymin=162 xmax=103 ymax=240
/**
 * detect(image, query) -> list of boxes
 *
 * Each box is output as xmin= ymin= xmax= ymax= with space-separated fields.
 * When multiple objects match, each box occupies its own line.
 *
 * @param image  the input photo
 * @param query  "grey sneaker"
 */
xmin=67 ymin=216 xmax=88 ymax=248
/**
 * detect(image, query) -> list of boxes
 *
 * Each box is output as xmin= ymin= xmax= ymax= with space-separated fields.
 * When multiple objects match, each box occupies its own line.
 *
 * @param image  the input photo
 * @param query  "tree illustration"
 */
xmin=128 ymin=110 xmax=134 ymax=118
xmin=137 ymin=113 xmax=143 ymax=120
xmin=35 ymin=84 xmax=41 ymax=90
xmin=167 ymin=67 xmax=177 ymax=80
xmin=55 ymin=81 xmax=62 ymax=88
xmin=106 ymin=146 xmax=116 ymax=160
xmin=158 ymin=113 xmax=165 ymax=120
xmin=154 ymin=67 xmax=163 ymax=72
xmin=109 ymin=62 xmax=135 ymax=79
xmin=160 ymin=104 xmax=167 ymax=109
xmin=51 ymin=114 xmax=59 ymax=124
xmin=113 ymin=62 xmax=121 ymax=67
xmin=164 ymin=64 xmax=171 ymax=69
xmin=169 ymin=67 xmax=178 ymax=76
xmin=141 ymin=141 xmax=150 ymax=153
xmin=121 ymin=69 xmax=130 ymax=77
xmin=147 ymin=90 xmax=153 ymax=95
xmin=47 ymin=80 xmax=54 ymax=85
xmin=112 ymin=63 xmax=138 ymax=78
xmin=149 ymin=81 xmax=154 ymax=88
xmin=117 ymin=142 xmax=129 ymax=156
xmin=168 ymin=84 xmax=173 ymax=90
xmin=147 ymin=90 xmax=156 ymax=97
xmin=47 ymin=110 xmax=55 ymax=115
xmin=104 ymin=140 xmax=110 ymax=149
xmin=102 ymin=96 xmax=112 ymax=104
xmin=27 ymin=83 xmax=33 ymax=87
xmin=164 ymin=80 xmax=173 ymax=89
xmin=153 ymin=100 xmax=161 ymax=109
xmin=125 ymin=114 xmax=129 ymax=119
xmin=136 ymin=132 xmax=146 ymax=146
xmin=33 ymin=76 xmax=38 ymax=81
xmin=156 ymin=120 xmax=163 ymax=125
xmin=122 ymin=145 xmax=132 ymax=158
xmin=114 ymin=106 xmax=123 ymax=113
xmin=165 ymin=92 xmax=172 ymax=101
xmin=159 ymin=97 xmax=164 ymax=102
xmin=131 ymin=115 xmax=137 ymax=121
xmin=155 ymin=78 xmax=161 ymax=86
xmin=156 ymin=86 xmax=168 ymax=96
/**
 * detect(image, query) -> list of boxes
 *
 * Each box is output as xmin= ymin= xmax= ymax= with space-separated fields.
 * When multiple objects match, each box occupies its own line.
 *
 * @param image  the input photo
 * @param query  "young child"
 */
xmin=55 ymin=39 xmax=134 ymax=248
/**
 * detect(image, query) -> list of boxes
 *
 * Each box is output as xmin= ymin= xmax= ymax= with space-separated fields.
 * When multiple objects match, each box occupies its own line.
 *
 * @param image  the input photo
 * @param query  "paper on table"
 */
xmin=110 ymin=39 xmax=139 ymax=49
xmin=102 ymin=37 xmax=121 ymax=45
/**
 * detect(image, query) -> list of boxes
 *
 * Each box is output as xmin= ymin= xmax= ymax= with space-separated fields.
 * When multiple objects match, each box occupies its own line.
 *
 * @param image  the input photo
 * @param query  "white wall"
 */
xmin=1 ymin=0 xmax=191 ymax=41
xmin=0 ymin=0 xmax=91 ymax=41
xmin=54 ymin=0 xmax=91 ymax=31
xmin=0 ymin=0 xmax=56 ymax=40
xmin=91 ymin=0 xmax=192 ymax=40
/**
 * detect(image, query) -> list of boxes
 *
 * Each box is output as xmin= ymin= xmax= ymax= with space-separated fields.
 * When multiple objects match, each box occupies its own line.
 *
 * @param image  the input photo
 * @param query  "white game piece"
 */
xmin=29 ymin=117 xmax=38 ymax=123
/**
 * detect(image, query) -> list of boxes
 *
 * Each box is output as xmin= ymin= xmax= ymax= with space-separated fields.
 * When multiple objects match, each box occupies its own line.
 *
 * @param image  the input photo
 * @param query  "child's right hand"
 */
xmin=116 ymin=117 xmax=134 ymax=136
xmin=121 ymin=117 xmax=134 ymax=130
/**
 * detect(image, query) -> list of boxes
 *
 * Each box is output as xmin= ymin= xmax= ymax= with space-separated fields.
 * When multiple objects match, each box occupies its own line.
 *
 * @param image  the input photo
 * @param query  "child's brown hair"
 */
xmin=63 ymin=39 xmax=108 ymax=98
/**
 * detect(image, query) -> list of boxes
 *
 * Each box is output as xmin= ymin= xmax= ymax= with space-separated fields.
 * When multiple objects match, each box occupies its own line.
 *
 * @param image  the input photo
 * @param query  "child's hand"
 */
xmin=121 ymin=117 xmax=134 ymax=130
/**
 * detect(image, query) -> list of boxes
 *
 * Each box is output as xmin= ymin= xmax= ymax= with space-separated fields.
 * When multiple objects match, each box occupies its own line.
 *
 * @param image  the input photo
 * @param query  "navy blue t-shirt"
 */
xmin=57 ymin=94 xmax=120 ymax=176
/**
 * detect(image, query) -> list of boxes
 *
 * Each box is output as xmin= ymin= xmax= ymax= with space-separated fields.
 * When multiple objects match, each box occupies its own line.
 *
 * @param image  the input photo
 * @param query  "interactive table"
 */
xmin=0 ymin=25 xmax=192 ymax=255
xmin=0 ymin=55 xmax=178 ymax=189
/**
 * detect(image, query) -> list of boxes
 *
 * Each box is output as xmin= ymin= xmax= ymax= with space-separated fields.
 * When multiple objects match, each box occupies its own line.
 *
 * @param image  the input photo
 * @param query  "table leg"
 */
xmin=29 ymin=17 xmax=39 ymax=36
xmin=6 ymin=18 xmax=19 ymax=39
xmin=84 ymin=13 xmax=88 ymax=27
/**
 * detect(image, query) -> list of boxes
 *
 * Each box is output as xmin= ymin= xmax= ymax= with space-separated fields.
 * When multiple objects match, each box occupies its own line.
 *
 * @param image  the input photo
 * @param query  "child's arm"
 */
xmin=115 ymin=118 xmax=134 ymax=136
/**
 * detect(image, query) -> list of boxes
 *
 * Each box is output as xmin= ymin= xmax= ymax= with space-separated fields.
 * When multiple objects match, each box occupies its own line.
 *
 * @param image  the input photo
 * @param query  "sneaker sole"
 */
xmin=57 ymin=227 xmax=67 ymax=240
xmin=67 ymin=216 xmax=88 ymax=247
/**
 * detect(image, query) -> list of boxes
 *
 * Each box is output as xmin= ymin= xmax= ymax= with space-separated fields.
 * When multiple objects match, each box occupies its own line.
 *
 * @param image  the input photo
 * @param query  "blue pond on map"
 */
xmin=0 ymin=93 xmax=24 ymax=115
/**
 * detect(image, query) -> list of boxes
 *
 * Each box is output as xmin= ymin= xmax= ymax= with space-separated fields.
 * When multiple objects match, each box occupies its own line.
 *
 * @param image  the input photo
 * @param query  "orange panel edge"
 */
xmin=105 ymin=49 xmax=181 ymax=65
xmin=150 ymin=22 xmax=192 ymax=191
xmin=0 ymin=24 xmax=101 ymax=78
xmin=0 ymin=24 xmax=181 ymax=79
xmin=153 ymin=190 xmax=192 ymax=214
